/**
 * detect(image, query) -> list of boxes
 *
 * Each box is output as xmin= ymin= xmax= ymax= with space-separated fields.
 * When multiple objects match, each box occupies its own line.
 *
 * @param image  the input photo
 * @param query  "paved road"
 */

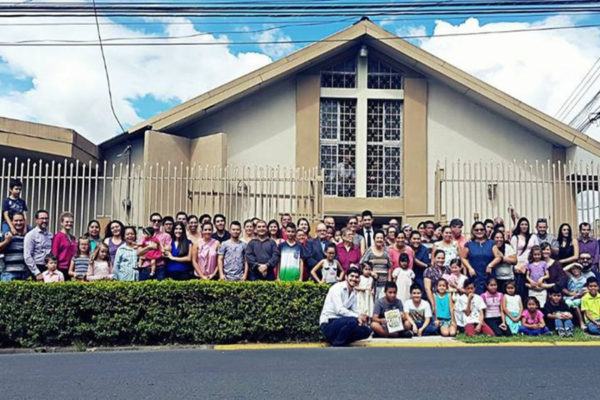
xmin=1 ymin=346 xmax=597 ymax=399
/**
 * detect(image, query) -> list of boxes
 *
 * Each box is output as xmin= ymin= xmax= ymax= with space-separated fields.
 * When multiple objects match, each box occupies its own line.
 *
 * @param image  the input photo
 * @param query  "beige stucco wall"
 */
xmin=427 ymin=79 xmax=555 ymax=216
xmin=180 ymin=79 xmax=296 ymax=167
xmin=190 ymin=132 xmax=227 ymax=167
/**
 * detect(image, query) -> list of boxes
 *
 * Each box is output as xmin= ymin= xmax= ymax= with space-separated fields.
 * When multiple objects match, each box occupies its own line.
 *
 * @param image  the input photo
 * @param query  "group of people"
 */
xmin=2 ymin=179 xmax=600 ymax=346
xmin=318 ymin=212 xmax=600 ymax=346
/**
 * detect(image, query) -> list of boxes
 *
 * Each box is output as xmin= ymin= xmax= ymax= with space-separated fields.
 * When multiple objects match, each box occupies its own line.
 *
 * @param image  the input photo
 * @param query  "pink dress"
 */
xmin=195 ymin=238 xmax=219 ymax=277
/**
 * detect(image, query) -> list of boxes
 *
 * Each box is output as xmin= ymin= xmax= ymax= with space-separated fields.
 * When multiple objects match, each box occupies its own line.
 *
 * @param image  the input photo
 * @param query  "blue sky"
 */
xmin=1 ymin=1 xmax=600 ymax=142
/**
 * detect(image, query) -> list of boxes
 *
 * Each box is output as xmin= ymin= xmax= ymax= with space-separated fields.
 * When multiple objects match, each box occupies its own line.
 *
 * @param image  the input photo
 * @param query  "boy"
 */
xmin=543 ymin=287 xmax=574 ymax=337
xmin=276 ymin=222 xmax=303 ymax=282
xmin=454 ymin=278 xmax=494 ymax=336
xmin=563 ymin=263 xmax=589 ymax=329
xmin=2 ymin=179 xmax=28 ymax=235
xmin=581 ymin=277 xmax=600 ymax=335
xmin=370 ymin=282 xmax=414 ymax=338
xmin=404 ymin=283 xmax=438 ymax=336
xmin=42 ymin=254 xmax=64 ymax=283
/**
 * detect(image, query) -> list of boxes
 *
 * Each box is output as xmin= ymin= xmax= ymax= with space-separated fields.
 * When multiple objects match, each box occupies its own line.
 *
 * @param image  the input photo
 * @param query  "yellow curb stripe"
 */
xmin=214 ymin=341 xmax=600 ymax=350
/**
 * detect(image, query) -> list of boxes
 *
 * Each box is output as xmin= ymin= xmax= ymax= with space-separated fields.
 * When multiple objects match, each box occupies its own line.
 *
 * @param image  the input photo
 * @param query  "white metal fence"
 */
xmin=435 ymin=160 xmax=600 ymax=233
xmin=0 ymin=157 xmax=324 ymax=236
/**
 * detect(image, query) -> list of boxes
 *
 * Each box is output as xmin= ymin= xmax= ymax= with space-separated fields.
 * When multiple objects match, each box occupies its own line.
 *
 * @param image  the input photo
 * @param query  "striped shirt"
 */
xmin=1 ymin=233 xmax=26 ymax=272
xmin=72 ymin=256 xmax=90 ymax=278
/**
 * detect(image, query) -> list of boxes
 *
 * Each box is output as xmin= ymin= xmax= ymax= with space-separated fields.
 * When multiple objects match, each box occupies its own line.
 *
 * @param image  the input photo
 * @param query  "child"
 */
xmin=87 ymin=242 xmax=114 ymax=281
xmin=581 ymin=277 xmax=600 ymax=335
xmin=311 ymin=243 xmax=343 ymax=284
xmin=481 ymin=277 xmax=511 ymax=336
xmin=442 ymin=258 xmax=467 ymax=302
xmin=392 ymin=253 xmax=415 ymax=304
xmin=434 ymin=279 xmax=456 ymax=337
xmin=370 ymin=282 xmax=414 ymax=338
xmin=139 ymin=227 xmax=162 ymax=277
xmin=405 ymin=283 xmax=438 ymax=336
xmin=68 ymin=237 xmax=90 ymax=281
xmin=355 ymin=263 xmax=374 ymax=317
xmin=525 ymin=245 xmax=550 ymax=307
xmin=333 ymin=230 xmax=342 ymax=245
xmin=563 ymin=262 xmax=588 ymax=329
xmin=502 ymin=280 xmax=523 ymax=335
xmin=454 ymin=278 xmax=494 ymax=337
xmin=1 ymin=179 xmax=28 ymax=235
xmin=519 ymin=297 xmax=550 ymax=335
xmin=42 ymin=254 xmax=64 ymax=283
xmin=543 ymin=288 xmax=574 ymax=337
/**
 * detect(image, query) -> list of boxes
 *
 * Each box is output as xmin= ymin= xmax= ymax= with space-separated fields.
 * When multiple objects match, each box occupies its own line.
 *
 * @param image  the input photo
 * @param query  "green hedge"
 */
xmin=0 ymin=281 xmax=329 ymax=348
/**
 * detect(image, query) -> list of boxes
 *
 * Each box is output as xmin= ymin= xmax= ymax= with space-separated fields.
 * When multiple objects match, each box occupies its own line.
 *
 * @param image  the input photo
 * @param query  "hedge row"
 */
xmin=0 ymin=281 xmax=329 ymax=347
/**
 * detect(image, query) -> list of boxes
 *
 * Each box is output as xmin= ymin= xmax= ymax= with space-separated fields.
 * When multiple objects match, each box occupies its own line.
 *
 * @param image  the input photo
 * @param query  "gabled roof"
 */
xmin=122 ymin=18 xmax=600 ymax=157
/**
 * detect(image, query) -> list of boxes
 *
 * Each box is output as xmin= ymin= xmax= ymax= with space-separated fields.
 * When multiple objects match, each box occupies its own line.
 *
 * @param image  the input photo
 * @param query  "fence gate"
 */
xmin=0 ymin=158 xmax=324 ymax=236
xmin=435 ymin=160 xmax=600 ymax=233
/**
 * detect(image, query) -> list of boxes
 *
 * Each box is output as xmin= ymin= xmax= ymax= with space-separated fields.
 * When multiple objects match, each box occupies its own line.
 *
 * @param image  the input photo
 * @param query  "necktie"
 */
xmin=366 ymin=230 xmax=372 ymax=248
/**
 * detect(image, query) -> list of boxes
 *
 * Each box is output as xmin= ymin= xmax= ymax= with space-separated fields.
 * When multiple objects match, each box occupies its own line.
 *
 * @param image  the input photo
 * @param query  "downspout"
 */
xmin=116 ymin=144 xmax=132 ymax=223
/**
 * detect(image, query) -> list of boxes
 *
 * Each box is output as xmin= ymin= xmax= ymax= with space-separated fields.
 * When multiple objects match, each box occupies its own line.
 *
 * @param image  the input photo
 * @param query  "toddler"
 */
xmin=42 ymin=254 xmax=64 ymax=283
xmin=356 ymin=263 xmax=374 ymax=317
xmin=140 ymin=227 xmax=162 ymax=277
xmin=392 ymin=253 xmax=414 ymax=304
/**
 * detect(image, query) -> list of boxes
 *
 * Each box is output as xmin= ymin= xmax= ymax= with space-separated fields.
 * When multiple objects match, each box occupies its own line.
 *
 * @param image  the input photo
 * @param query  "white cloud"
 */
xmin=414 ymin=16 xmax=600 ymax=140
xmin=0 ymin=14 xmax=272 ymax=143
xmin=250 ymin=26 xmax=295 ymax=60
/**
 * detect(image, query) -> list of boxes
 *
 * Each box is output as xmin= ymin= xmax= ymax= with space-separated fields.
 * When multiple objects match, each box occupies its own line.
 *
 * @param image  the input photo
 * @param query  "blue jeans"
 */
xmin=519 ymin=326 xmax=550 ymax=335
xmin=555 ymin=319 xmax=574 ymax=331
xmin=416 ymin=320 xmax=439 ymax=336
xmin=138 ymin=266 xmax=166 ymax=281
xmin=1 ymin=270 xmax=29 ymax=282
xmin=588 ymin=321 xmax=600 ymax=335
xmin=321 ymin=317 xmax=371 ymax=346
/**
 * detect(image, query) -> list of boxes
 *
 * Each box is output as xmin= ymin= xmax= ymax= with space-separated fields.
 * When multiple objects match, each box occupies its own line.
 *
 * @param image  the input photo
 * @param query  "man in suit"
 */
xmin=358 ymin=210 xmax=375 ymax=249
xmin=307 ymin=222 xmax=330 ymax=272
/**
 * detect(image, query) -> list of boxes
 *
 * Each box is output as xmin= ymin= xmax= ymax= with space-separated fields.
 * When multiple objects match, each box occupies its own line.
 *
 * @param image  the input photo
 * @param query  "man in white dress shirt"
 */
xmin=319 ymin=266 xmax=371 ymax=346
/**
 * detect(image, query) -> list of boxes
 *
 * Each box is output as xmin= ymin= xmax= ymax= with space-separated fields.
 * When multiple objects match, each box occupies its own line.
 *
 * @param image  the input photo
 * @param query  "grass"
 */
xmin=457 ymin=328 xmax=600 ymax=343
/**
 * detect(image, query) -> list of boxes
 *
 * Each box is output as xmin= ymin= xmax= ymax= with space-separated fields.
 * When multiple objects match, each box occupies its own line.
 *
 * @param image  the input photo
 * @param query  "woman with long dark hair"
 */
xmin=85 ymin=219 xmax=102 ymax=252
xmin=103 ymin=219 xmax=125 ymax=262
xmin=557 ymin=223 xmax=579 ymax=265
xmin=489 ymin=229 xmax=517 ymax=293
xmin=165 ymin=222 xmax=193 ymax=280
xmin=510 ymin=217 xmax=538 ymax=301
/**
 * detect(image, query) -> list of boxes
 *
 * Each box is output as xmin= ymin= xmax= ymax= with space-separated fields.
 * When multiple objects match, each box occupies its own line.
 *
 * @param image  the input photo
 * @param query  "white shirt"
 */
xmin=454 ymin=294 xmax=486 ymax=327
xmin=319 ymin=281 xmax=360 ymax=324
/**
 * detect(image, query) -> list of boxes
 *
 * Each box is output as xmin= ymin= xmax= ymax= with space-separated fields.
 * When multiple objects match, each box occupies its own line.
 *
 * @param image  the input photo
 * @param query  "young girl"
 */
xmin=311 ymin=243 xmax=344 ymax=284
xmin=87 ymin=242 xmax=114 ymax=281
xmin=502 ymin=280 xmax=523 ymax=335
xmin=519 ymin=297 xmax=550 ymax=335
xmin=481 ymin=278 xmax=511 ymax=336
xmin=526 ymin=245 xmax=550 ymax=307
xmin=434 ymin=279 xmax=456 ymax=337
xmin=68 ymin=237 xmax=90 ymax=281
xmin=356 ymin=263 xmax=374 ymax=317
xmin=442 ymin=258 xmax=467 ymax=302
xmin=139 ymin=227 xmax=162 ymax=277
xmin=563 ymin=262 xmax=588 ymax=329
xmin=392 ymin=253 xmax=415 ymax=304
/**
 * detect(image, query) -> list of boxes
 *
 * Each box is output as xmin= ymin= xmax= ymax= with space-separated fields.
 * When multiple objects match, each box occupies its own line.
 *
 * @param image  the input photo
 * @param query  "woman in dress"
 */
xmin=461 ymin=221 xmax=498 ymax=294
xmin=510 ymin=217 xmax=538 ymax=302
xmin=165 ymin=222 xmax=193 ymax=281
xmin=557 ymin=223 xmax=579 ymax=265
xmin=192 ymin=222 xmax=220 ymax=280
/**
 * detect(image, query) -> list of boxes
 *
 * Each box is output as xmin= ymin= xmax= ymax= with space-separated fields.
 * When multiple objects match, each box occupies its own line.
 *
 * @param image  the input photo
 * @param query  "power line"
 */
xmin=555 ymin=55 xmax=600 ymax=121
xmin=92 ymin=0 xmax=125 ymax=133
xmin=0 ymin=21 xmax=597 ymax=46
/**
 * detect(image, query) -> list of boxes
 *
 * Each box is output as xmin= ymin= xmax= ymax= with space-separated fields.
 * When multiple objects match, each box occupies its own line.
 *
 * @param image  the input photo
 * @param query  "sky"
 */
xmin=1 ymin=1 xmax=600 ymax=143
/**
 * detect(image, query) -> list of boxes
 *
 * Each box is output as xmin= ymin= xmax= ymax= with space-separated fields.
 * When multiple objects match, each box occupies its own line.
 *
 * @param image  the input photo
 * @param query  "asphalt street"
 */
xmin=0 ymin=346 xmax=597 ymax=399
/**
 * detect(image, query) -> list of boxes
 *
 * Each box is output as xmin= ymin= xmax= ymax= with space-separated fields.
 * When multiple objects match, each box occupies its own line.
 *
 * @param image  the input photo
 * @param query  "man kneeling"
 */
xmin=320 ymin=266 xmax=372 ymax=346
xmin=371 ymin=282 xmax=414 ymax=338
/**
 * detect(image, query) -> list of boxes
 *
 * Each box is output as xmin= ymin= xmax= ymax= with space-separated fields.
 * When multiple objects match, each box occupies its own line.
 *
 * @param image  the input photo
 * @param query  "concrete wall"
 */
xmin=427 ymin=79 xmax=555 ymax=215
xmin=190 ymin=132 xmax=227 ymax=167
xmin=179 ymin=79 xmax=296 ymax=167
